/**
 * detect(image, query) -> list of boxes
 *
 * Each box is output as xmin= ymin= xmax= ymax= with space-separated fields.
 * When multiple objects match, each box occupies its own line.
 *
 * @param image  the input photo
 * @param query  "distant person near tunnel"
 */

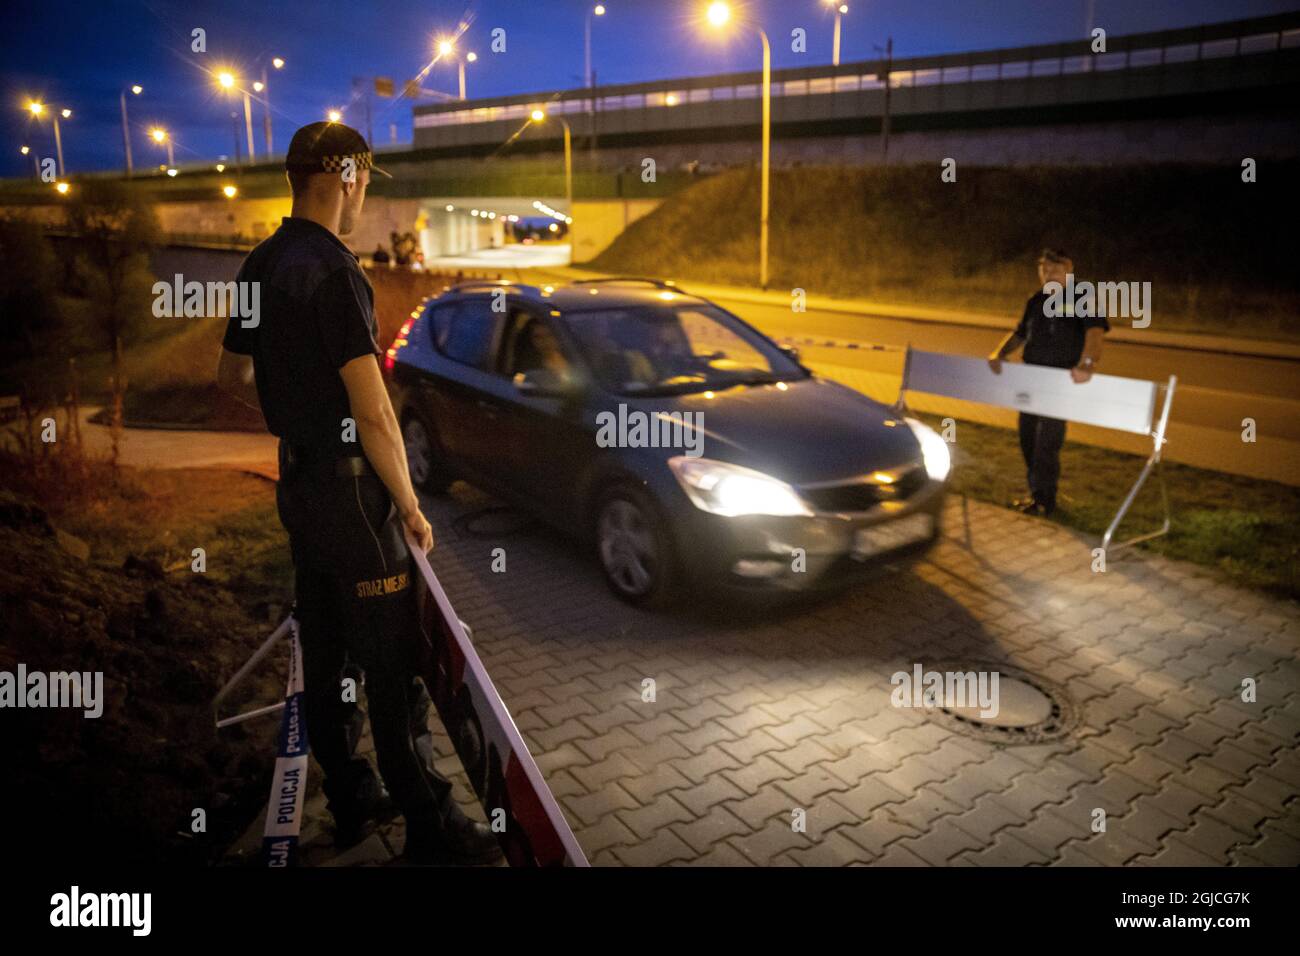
xmin=986 ymin=248 xmax=1108 ymax=517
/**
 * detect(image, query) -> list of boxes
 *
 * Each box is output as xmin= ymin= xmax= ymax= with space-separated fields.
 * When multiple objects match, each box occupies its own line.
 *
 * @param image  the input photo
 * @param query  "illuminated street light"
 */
xmin=255 ymin=56 xmax=285 ymax=154
xmin=216 ymin=163 xmax=226 ymax=172
xmin=704 ymin=1 xmax=771 ymax=288
xmin=438 ymin=38 xmax=476 ymax=100
xmin=19 ymin=145 xmax=29 ymax=154
xmin=822 ymin=0 xmax=849 ymax=66
xmin=529 ymin=109 xmax=573 ymax=220
xmin=586 ymin=3 xmax=608 ymax=94
xmin=55 ymin=182 xmax=69 ymax=195
xmin=166 ymin=168 xmax=178 ymax=177
xmin=222 ymin=184 xmax=238 ymax=198
xmin=121 ymin=83 xmax=141 ymax=178
xmin=149 ymin=127 xmax=174 ymax=166
xmin=216 ymin=70 xmax=255 ymax=164
xmin=327 ymin=109 xmax=342 ymax=123
xmin=26 ymin=100 xmax=69 ymax=176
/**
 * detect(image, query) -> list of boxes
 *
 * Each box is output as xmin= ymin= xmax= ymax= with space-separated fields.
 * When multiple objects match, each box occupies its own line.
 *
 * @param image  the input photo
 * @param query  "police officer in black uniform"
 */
xmin=987 ymin=248 xmax=1108 ymax=516
xmin=217 ymin=122 xmax=499 ymax=864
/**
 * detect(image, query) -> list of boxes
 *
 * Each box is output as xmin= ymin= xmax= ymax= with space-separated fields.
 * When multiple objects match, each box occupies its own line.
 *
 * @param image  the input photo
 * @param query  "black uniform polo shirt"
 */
xmin=1015 ymin=290 xmax=1110 ymax=369
xmin=222 ymin=217 xmax=380 ymax=452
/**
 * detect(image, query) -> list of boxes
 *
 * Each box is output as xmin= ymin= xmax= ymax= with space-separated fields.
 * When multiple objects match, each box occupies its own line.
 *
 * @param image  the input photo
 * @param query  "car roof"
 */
xmin=435 ymin=279 xmax=712 ymax=314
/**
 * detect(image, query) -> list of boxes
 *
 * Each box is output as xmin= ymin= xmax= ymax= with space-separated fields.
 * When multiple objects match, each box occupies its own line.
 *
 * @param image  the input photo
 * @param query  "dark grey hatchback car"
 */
xmin=386 ymin=278 xmax=950 ymax=606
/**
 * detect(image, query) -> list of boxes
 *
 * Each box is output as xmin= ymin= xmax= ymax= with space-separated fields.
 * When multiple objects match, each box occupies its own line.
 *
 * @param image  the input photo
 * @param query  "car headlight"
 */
xmin=905 ymin=417 xmax=951 ymax=482
xmin=668 ymin=456 xmax=813 ymax=517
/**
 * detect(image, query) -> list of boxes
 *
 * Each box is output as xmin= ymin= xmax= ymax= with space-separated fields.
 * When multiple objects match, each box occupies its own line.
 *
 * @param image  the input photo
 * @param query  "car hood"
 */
xmin=616 ymin=377 xmax=923 ymax=485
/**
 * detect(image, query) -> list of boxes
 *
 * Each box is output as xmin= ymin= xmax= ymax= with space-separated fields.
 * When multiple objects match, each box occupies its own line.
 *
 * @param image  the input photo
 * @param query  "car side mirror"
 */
xmin=513 ymin=368 xmax=575 ymax=397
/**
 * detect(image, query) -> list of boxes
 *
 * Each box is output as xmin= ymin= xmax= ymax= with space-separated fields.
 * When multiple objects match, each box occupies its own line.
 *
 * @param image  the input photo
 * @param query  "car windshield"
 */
xmin=559 ymin=304 xmax=807 ymax=396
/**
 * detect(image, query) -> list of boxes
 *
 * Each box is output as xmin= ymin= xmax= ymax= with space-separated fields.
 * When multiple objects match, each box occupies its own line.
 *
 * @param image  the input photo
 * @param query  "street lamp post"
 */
xmin=119 ymin=85 xmax=141 ymax=176
xmin=217 ymin=69 xmax=255 ymax=163
xmin=151 ymin=128 xmax=174 ymax=167
xmin=439 ymin=39 xmax=476 ymax=101
xmin=585 ymin=4 xmax=606 ymax=92
xmin=706 ymin=2 xmax=771 ymax=289
xmin=242 ymin=89 xmax=255 ymax=162
xmin=458 ymin=52 xmax=477 ymax=100
xmin=53 ymin=110 xmax=67 ymax=177
xmin=823 ymin=1 xmax=848 ymax=66
xmin=531 ymin=109 xmax=572 ymax=214
xmin=258 ymin=57 xmax=284 ymax=156
xmin=27 ymin=102 xmax=69 ymax=176
xmin=217 ymin=71 xmax=249 ymax=166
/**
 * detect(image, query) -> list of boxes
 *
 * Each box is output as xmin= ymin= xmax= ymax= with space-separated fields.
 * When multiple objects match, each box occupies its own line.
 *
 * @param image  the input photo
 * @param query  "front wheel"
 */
xmin=402 ymin=413 xmax=453 ymax=494
xmin=595 ymin=484 xmax=679 ymax=608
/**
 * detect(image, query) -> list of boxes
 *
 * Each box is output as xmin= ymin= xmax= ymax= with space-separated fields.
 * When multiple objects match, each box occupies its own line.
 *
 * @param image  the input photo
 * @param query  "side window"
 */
xmin=434 ymin=298 xmax=500 ymax=370
xmin=501 ymin=309 xmax=571 ymax=378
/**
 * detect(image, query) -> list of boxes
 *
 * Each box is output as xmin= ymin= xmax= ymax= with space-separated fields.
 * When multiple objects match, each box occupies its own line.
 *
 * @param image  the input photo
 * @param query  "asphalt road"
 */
xmin=522 ymin=266 xmax=1300 ymax=486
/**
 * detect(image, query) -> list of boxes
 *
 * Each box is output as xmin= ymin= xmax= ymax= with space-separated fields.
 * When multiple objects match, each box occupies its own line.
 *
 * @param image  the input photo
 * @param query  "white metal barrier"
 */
xmin=897 ymin=347 xmax=1176 ymax=554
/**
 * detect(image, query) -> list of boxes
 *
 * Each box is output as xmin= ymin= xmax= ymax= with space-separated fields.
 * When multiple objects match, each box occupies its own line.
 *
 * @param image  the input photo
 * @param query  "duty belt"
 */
xmin=280 ymin=444 xmax=376 ymax=480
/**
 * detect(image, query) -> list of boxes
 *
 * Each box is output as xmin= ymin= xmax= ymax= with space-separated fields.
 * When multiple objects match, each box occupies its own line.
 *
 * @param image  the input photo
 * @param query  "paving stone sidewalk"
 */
xmin=229 ymin=487 xmax=1299 ymax=867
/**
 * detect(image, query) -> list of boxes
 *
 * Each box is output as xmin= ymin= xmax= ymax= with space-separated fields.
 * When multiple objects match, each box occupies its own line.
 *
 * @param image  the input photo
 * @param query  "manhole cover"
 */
xmin=919 ymin=661 xmax=1077 ymax=744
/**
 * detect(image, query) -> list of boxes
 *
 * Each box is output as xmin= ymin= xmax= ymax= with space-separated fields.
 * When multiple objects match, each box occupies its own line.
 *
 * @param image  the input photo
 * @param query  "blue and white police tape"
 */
xmin=261 ymin=618 xmax=310 ymax=867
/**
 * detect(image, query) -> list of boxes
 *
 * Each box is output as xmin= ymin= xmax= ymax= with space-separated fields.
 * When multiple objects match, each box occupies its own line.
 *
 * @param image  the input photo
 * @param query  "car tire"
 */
xmin=594 ymin=483 xmax=679 ymax=608
xmin=402 ymin=413 xmax=453 ymax=494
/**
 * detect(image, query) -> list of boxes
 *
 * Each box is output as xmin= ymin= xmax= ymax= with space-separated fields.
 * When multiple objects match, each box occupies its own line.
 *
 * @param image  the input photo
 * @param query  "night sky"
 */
xmin=3 ymin=0 xmax=1297 ymax=177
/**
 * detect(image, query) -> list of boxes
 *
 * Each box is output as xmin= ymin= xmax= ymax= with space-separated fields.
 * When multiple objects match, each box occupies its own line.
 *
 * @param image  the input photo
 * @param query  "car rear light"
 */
xmin=385 ymin=315 xmax=417 ymax=375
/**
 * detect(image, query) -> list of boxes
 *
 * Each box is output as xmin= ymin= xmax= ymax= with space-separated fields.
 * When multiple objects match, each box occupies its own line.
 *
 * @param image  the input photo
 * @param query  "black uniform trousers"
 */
xmin=275 ymin=445 xmax=457 ymax=835
xmin=1017 ymin=412 xmax=1067 ymax=510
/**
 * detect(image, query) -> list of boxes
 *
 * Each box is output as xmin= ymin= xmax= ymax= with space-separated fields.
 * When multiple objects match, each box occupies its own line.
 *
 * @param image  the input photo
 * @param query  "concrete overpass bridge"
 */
xmin=4 ymin=13 xmax=1297 ymax=264
xmin=411 ymin=11 xmax=1300 ymax=169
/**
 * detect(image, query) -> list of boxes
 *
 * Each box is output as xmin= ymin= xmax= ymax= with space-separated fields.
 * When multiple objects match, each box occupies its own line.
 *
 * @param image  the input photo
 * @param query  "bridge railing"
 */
xmin=414 ymin=12 xmax=1300 ymax=132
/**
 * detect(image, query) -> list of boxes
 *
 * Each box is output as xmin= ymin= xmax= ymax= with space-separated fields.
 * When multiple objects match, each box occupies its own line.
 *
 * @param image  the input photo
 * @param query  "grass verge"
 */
xmin=917 ymin=412 xmax=1300 ymax=600
xmin=590 ymin=164 xmax=1300 ymax=341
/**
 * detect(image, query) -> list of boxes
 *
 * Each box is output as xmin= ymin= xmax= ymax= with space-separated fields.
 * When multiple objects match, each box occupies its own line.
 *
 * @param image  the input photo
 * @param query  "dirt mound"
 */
xmin=0 ymin=489 xmax=285 ymax=865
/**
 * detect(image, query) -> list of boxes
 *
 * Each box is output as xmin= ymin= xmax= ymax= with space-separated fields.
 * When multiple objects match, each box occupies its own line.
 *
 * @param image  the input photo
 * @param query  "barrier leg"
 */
xmin=1100 ymin=376 xmax=1175 ymax=556
xmin=1101 ymin=453 xmax=1170 ymax=555
xmin=213 ymin=613 xmax=294 ymax=729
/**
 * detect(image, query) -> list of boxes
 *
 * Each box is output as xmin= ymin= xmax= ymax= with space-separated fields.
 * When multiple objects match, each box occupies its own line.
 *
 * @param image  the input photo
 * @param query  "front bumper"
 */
xmin=673 ymin=478 xmax=946 ymax=592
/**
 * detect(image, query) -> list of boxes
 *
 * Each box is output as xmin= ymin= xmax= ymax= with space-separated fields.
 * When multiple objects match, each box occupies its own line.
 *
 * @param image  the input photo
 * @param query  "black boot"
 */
xmin=327 ymin=760 xmax=398 ymax=848
xmin=404 ymin=812 xmax=504 ymax=866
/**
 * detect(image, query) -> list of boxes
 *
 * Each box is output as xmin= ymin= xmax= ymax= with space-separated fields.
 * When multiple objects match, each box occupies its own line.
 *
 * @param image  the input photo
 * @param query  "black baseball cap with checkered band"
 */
xmin=285 ymin=121 xmax=391 ymax=179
